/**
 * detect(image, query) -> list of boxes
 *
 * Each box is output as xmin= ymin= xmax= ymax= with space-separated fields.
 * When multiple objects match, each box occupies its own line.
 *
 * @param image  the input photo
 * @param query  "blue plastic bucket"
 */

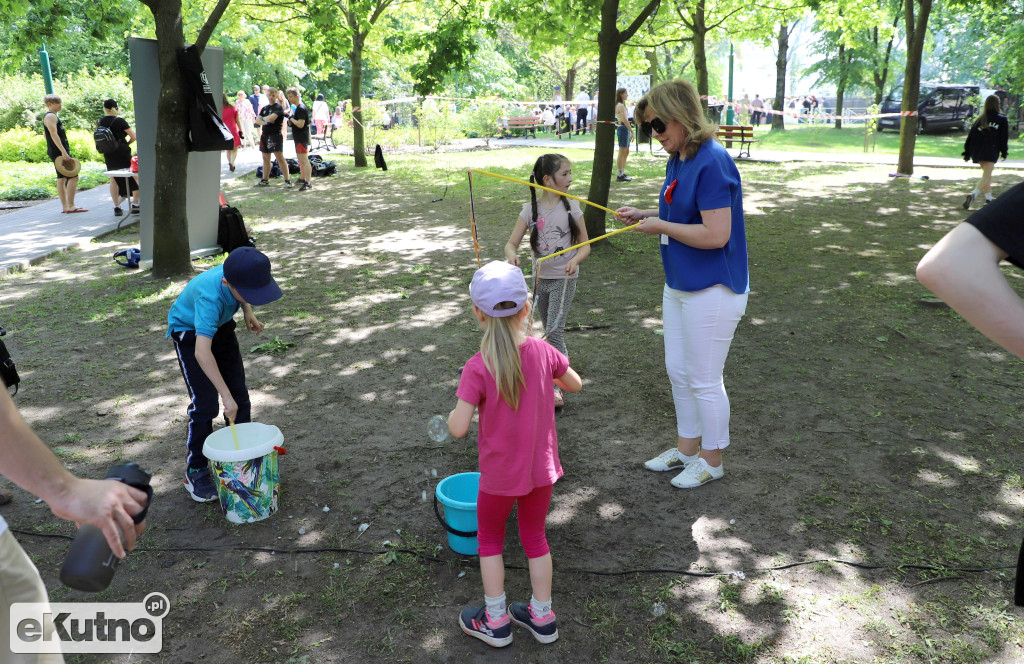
xmin=434 ymin=472 xmax=480 ymax=555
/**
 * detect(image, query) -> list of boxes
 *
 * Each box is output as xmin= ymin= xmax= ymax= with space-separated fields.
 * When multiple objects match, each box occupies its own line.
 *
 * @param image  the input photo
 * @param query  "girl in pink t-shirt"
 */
xmin=503 ymin=153 xmax=590 ymax=408
xmin=447 ymin=261 xmax=582 ymax=648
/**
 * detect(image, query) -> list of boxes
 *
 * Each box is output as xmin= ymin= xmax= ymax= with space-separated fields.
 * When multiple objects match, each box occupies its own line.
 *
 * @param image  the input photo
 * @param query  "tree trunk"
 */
xmin=691 ymin=0 xmax=708 ymax=108
xmin=584 ymin=0 xmax=622 ymax=240
xmin=149 ymin=0 xmax=193 ymax=278
xmin=834 ymin=44 xmax=846 ymax=130
xmin=872 ymin=14 xmax=898 ymax=105
xmin=565 ymin=69 xmax=577 ymax=102
xmin=896 ymin=0 xmax=932 ymax=175
xmin=772 ymin=22 xmax=788 ymax=131
xmin=350 ymin=32 xmax=367 ymax=168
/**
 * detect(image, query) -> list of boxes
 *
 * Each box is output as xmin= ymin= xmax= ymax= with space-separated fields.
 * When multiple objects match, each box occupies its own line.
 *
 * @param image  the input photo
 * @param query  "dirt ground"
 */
xmin=2 ymin=147 xmax=1024 ymax=663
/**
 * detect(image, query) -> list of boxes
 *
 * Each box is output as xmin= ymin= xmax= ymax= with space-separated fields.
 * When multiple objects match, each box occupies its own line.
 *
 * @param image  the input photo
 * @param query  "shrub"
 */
xmin=418 ymin=101 xmax=461 ymax=150
xmin=0 ymin=128 xmax=103 ymax=163
xmin=461 ymin=102 xmax=505 ymax=146
xmin=0 ymin=185 xmax=52 ymax=201
xmin=0 ymin=71 xmax=134 ymax=133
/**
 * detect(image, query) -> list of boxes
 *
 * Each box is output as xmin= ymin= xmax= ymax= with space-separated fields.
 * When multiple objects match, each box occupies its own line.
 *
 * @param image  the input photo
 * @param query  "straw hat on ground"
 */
xmin=53 ymin=156 xmax=81 ymax=178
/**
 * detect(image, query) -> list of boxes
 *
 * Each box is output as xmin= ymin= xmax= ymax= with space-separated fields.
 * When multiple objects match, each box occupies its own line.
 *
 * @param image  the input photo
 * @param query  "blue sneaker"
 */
xmin=184 ymin=466 xmax=218 ymax=503
xmin=459 ymin=605 xmax=512 ymax=647
xmin=508 ymin=602 xmax=558 ymax=643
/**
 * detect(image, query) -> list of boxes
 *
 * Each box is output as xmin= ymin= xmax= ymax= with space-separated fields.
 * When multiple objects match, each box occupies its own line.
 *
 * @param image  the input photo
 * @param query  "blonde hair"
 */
xmin=479 ymin=303 xmax=530 ymax=409
xmin=638 ymin=79 xmax=717 ymax=159
xmin=43 ymin=94 xmax=61 ymax=106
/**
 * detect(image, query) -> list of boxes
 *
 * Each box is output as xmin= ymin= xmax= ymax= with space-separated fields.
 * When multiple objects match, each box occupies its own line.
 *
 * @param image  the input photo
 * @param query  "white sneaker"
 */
xmin=644 ymin=448 xmax=698 ymax=472
xmin=670 ymin=458 xmax=724 ymax=488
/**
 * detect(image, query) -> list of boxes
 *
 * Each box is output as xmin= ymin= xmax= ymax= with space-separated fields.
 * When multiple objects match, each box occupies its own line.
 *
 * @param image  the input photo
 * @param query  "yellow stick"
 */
xmin=469 ymin=169 xmax=622 ymax=219
xmin=228 ymin=418 xmax=240 ymax=450
xmin=537 ymin=223 xmax=641 ymax=263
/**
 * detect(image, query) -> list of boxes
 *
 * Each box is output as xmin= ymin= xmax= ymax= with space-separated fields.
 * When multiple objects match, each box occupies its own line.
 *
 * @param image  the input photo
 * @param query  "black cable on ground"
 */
xmin=11 ymin=528 xmax=1016 ymax=579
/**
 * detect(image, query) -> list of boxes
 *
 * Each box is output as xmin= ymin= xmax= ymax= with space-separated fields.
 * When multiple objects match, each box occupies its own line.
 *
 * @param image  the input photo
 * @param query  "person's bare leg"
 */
xmin=261 ymin=152 xmax=271 ymax=181
xmin=617 ymin=147 xmax=627 ymax=172
xmin=275 ymin=151 xmax=291 ymax=184
xmin=527 ymin=553 xmax=552 ymax=603
xmin=109 ymin=179 xmax=121 ymax=209
xmin=66 ymin=176 xmax=79 ymax=209
xmin=480 ymin=554 xmax=504 ymax=599
xmin=979 ymin=161 xmax=995 ymax=195
xmin=918 ymin=222 xmax=1024 ymax=357
xmin=56 ymin=177 xmax=69 ymax=211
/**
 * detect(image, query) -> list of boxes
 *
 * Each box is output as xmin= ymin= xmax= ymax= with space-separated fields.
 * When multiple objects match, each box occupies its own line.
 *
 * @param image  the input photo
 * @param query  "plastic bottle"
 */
xmin=59 ymin=462 xmax=152 ymax=592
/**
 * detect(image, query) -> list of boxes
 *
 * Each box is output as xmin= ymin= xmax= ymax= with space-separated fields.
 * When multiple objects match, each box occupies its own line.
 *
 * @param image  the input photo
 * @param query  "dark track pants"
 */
xmin=171 ymin=320 xmax=251 ymax=469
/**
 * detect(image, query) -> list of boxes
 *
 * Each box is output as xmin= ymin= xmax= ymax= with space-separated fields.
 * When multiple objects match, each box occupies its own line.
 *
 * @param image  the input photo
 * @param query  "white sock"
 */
xmin=972 ymin=188 xmax=981 ymax=197
xmin=986 ymin=193 xmax=994 ymax=201
xmin=618 ymin=169 xmax=625 ymax=176
xmin=485 ymin=593 xmax=506 ymax=623
xmin=530 ymin=596 xmax=553 ymax=619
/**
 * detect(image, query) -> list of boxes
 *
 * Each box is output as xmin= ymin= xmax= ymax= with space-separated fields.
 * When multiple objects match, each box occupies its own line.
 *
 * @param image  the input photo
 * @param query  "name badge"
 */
xmin=660 ymin=234 xmax=669 ymax=245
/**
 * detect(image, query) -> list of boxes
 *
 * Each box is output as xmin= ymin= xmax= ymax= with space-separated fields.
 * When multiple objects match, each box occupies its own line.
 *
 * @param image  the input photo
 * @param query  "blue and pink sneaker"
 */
xmin=508 ymin=602 xmax=558 ymax=643
xmin=459 ymin=605 xmax=513 ymax=647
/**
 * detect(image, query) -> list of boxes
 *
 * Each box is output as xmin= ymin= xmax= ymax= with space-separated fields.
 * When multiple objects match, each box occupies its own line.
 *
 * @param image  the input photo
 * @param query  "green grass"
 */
xmin=0 ymin=160 xmax=109 ymax=200
xmin=752 ymin=122 xmax=992 ymax=158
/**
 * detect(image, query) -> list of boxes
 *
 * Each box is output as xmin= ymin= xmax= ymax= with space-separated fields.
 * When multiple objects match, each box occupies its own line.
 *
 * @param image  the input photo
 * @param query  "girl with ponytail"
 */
xmin=447 ymin=261 xmax=582 ymax=647
xmin=503 ymin=154 xmax=590 ymax=407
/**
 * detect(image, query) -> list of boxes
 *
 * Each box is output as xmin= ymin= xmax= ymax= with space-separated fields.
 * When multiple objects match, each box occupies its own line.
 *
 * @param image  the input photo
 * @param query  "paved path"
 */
xmin=2 ymin=140 xmax=1021 ymax=276
xmin=0 ymin=146 xmax=274 ymax=276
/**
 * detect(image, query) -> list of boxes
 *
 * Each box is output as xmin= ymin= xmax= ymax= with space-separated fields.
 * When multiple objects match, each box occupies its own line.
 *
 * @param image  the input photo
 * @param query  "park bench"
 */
xmin=310 ymin=122 xmax=337 ymax=152
xmin=503 ymin=116 xmax=541 ymax=138
xmin=716 ymin=124 xmax=757 ymax=158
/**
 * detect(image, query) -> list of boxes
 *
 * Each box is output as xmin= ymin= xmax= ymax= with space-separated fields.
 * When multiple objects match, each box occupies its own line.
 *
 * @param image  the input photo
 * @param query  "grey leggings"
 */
xmin=535 ymin=276 xmax=577 ymax=357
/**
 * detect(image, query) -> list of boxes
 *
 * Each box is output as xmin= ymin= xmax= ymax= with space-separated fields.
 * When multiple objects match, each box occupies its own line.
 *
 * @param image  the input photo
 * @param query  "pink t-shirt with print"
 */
xmin=456 ymin=336 xmax=569 ymax=496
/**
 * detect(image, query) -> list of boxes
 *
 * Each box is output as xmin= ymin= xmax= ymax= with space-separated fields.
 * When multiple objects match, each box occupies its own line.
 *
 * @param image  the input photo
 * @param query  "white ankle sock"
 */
xmin=986 ymin=193 xmax=994 ymax=201
xmin=530 ymin=596 xmax=552 ymax=619
xmin=485 ymin=593 xmax=506 ymax=623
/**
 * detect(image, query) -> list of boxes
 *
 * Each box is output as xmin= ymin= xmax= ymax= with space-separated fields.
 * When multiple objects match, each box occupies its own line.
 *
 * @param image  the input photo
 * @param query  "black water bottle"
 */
xmin=59 ymin=462 xmax=153 ymax=592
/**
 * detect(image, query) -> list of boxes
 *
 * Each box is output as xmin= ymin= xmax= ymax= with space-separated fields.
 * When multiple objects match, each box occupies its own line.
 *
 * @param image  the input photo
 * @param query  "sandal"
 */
xmin=66 ymin=207 xmax=88 ymax=214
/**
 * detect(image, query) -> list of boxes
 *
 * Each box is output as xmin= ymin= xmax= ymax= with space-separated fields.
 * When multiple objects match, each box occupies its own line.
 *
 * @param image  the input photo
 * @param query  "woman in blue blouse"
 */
xmin=617 ymin=79 xmax=749 ymax=490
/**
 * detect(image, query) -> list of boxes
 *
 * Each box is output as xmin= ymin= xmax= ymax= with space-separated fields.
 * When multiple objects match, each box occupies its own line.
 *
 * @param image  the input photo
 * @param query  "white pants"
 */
xmin=662 ymin=284 xmax=748 ymax=450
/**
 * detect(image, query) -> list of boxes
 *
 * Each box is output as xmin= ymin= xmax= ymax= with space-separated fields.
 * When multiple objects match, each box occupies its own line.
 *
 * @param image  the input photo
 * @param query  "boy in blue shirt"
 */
xmin=167 ymin=247 xmax=283 ymax=502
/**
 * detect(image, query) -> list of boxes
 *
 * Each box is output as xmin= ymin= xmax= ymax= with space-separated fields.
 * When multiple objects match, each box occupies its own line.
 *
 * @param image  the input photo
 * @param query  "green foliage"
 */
xmin=0 ymin=70 xmax=133 ymax=133
xmin=417 ymin=101 xmax=461 ymax=150
xmin=0 ymin=161 xmax=107 ymax=200
xmin=0 ymin=128 xmax=50 ymax=162
xmin=460 ymin=101 xmax=505 ymax=144
xmin=0 ymin=128 xmax=102 ymax=163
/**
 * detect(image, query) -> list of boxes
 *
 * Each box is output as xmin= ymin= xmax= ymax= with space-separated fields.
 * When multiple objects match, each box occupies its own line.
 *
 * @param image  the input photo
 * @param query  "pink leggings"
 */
xmin=476 ymin=484 xmax=553 ymax=558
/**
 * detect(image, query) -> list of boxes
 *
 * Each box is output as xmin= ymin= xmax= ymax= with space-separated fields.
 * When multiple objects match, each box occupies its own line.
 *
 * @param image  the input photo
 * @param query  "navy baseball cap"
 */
xmin=223 ymin=247 xmax=282 ymax=306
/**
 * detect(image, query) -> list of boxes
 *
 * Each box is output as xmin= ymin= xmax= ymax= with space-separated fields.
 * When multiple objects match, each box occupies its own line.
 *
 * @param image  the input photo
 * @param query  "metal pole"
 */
xmin=726 ymin=43 xmax=735 ymax=125
xmin=40 ymin=43 xmax=54 ymax=95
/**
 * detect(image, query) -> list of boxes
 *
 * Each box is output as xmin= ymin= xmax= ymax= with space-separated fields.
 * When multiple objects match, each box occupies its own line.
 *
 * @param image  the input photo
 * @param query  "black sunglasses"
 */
xmin=640 ymin=117 xmax=667 ymax=135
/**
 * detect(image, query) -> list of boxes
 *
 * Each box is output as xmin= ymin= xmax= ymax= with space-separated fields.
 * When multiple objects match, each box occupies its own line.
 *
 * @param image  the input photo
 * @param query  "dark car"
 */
xmin=877 ymin=84 xmax=979 ymax=133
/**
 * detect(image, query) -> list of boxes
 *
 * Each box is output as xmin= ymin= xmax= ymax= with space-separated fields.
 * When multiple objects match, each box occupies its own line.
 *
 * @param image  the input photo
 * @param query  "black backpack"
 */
xmin=217 ymin=206 xmax=255 ymax=254
xmin=0 ymin=326 xmax=20 ymax=395
xmin=94 ymin=123 xmax=119 ymax=154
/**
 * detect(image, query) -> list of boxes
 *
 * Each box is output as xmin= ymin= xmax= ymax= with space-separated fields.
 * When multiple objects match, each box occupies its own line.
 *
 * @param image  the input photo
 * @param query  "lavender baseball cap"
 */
xmin=469 ymin=261 xmax=528 ymax=317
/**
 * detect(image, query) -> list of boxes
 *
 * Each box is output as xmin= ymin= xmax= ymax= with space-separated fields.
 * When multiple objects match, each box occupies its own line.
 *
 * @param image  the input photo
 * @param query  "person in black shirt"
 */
xmin=42 ymin=94 xmax=87 ymax=213
xmin=961 ymin=95 xmax=1010 ymax=209
xmin=286 ymin=88 xmax=313 ymax=191
xmin=253 ymin=86 xmax=293 ymax=188
xmin=99 ymin=99 xmax=140 ymax=216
